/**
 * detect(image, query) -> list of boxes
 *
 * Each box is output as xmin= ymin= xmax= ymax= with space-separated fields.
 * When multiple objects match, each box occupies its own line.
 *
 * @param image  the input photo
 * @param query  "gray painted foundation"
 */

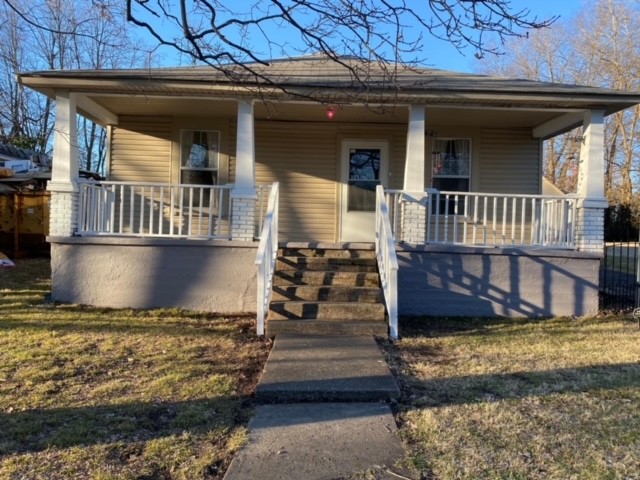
xmin=49 ymin=238 xmax=600 ymax=319
xmin=49 ymin=237 xmax=258 ymax=313
xmin=397 ymin=245 xmax=601 ymax=317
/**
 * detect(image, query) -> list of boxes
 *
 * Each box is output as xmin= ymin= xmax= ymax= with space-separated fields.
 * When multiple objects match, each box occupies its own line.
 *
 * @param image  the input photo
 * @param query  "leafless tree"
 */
xmin=478 ymin=0 xmax=640 ymax=210
xmin=0 ymin=0 xmax=151 ymax=171
xmin=116 ymin=0 xmax=556 ymax=89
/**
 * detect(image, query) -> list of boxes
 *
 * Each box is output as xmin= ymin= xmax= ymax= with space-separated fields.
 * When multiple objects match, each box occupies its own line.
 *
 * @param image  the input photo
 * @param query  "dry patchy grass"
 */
xmin=0 ymin=259 xmax=270 ymax=479
xmin=387 ymin=317 xmax=640 ymax=480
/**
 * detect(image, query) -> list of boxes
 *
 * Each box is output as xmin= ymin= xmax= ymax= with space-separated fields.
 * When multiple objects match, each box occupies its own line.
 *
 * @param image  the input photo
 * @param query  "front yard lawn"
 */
xmin=4 ymin=260 xmax=640 ymax=479
xmin=389 ymin=316 xmax=640 ymax=479
xmin=0 ymin=259 xmax=270 ymax=479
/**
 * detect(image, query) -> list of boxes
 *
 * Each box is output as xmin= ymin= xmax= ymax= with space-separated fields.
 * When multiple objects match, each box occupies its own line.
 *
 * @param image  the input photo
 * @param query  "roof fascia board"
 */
xmin=532 ymin=111 xmax=585 ymax=139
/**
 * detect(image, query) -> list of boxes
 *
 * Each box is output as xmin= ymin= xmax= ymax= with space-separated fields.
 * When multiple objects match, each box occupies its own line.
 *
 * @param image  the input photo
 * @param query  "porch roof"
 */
xmin=18 ymin=56 xmax=640 ymax=117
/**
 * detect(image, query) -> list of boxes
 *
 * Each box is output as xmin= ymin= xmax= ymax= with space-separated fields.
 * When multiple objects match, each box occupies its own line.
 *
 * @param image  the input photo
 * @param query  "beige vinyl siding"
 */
xmin=390 ymin=130 xmax=406 ymax=189
xmin=254 ymin=121 xmax=338 ymax=242
xmin=478 ymin=128 xmax=540 ymax=194
xmin=110 ymin=116 xmax=172 ymax=183
xmin=472 ymin=128 xmax=544 ymax=243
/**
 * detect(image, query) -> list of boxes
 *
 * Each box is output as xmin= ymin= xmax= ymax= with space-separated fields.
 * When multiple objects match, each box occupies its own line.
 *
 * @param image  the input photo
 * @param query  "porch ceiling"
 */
xmin=88 ymin=94 xmax=560 ymax=128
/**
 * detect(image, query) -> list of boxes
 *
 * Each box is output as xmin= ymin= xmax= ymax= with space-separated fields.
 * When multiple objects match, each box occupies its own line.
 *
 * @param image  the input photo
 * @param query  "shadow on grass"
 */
xmin=402 ymin=362 xmax=640 ymax=407
xmin=0 ymin=396 xmax=250 ymax=456
xmin=398 ymin=315 xmax=634 ymax=338
xmin=391 ymin=317 xmax=640 ymax=408
xmin=0 ymin=306 xmax=256 ymax=339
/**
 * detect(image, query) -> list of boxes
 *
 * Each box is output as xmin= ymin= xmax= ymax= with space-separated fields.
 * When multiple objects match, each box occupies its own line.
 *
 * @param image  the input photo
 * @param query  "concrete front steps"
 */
xmin=267 ymin=243 xmax=388 ymax=337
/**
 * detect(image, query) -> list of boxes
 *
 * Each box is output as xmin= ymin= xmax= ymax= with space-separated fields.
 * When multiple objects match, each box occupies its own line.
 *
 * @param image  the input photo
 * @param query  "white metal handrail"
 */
xmin=77 ymin=180 xmax=271 ymax=239
xmin=375 ymin=185 xmax=399 ymax=340
xmin=255 ymin=182 xmax=279 ymax=337
xmin=385 ymin=189 xmax=578 ymax=249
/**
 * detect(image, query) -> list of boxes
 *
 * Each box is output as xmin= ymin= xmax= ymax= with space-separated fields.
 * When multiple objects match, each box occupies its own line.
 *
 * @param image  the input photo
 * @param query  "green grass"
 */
xmin=387 ymin=316 xmax=640 ymax=480
xmin=0 ymin=259 xmax=270 ymax=479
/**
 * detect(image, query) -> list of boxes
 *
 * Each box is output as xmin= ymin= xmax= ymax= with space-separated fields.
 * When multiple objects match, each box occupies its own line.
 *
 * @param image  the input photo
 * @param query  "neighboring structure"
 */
xmin=0 ymin=144 xmax=100 ymax=256
xmin=0 ymin=144 xmax=52 ymax=256
xmin=17 ymin=56 xmax=640 ymax=330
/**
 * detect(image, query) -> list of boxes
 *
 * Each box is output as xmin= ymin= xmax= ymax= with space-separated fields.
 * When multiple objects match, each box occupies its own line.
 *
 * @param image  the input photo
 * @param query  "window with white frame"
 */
xmin=180 ymin=130 xmax=220 ymax=185
xmin=431 ymin=138 xmax=471 ymax=192
xmin=431 ymin=138 xmax=471 ymax=214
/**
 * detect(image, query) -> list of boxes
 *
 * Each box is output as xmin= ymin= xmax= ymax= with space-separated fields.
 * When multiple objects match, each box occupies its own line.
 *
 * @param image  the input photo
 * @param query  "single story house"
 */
xmin=17 ymin=56 xmax=640 ymax=338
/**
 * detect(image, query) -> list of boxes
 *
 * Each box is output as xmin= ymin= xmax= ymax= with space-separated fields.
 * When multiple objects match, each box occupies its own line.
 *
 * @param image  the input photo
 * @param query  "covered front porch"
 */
xmin=44 ymin=92 xmax=608 ymax=249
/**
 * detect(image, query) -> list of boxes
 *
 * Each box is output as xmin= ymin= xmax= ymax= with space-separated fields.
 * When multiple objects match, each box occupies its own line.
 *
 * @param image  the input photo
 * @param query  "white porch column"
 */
xmin=575 ymin=109 xmax=608 ymax=254
xmin=48 ymin=91 xmax=80 ymax=237
xmin=402 ymin=105 xmax=427 ymax=244
xmin=231 ymin=100 xmax=257 ymax=240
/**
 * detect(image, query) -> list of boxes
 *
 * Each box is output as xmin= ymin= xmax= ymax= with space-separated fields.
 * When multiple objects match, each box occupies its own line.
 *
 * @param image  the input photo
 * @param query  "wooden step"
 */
xmin=269 ymin=301 xmax=386 ymax=321
xmin=273 ymin=270 xmax=381 ymax=287
xmin=280 ymin=248 xmax=377 ymax=259
xmin=276 ymin=257 xmax=378 ymax=272
xmin=271 ymin=285 xmax=383 ymax=303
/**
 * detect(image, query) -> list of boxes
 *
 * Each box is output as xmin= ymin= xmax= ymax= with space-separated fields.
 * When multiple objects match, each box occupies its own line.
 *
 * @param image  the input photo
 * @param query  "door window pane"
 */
xmin=348 ymin=148 xmax=380 ymax=212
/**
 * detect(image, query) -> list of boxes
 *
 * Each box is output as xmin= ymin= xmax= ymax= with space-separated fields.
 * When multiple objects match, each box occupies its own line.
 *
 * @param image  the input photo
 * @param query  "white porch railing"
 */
xmin=255 ymin=182 xmax=279 ymax=336
xmin=375 ymin=185 xmax=399 ymax=340
xmin=77 ymin=180 xmax=271 ymax=239
xmin=386 ymin=189 xmax=578 ymax=249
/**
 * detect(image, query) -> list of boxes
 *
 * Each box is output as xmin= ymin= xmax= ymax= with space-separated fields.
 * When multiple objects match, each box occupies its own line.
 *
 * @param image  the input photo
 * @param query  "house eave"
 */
xmin=18 ymin=74 xmax=640 ymax=116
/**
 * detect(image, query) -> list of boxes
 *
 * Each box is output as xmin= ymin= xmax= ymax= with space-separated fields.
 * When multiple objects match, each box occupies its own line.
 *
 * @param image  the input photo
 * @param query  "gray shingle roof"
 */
xmin=19 ymin=55 xmax=636 ymax=96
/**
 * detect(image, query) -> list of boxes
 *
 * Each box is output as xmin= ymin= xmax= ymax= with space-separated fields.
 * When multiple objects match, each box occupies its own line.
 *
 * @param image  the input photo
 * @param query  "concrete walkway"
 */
xmin=223 ymin=334 xmax=407 ymax=480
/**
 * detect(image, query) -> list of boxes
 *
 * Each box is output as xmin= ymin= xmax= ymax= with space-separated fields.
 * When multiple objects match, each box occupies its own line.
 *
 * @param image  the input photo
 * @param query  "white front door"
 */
xmin=340 ymin=140 xmax=389 ymax=242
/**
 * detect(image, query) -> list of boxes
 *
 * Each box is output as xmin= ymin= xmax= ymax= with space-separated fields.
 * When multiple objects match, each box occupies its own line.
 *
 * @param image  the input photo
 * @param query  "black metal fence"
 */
xmin=600 ymin=241 xmax=639 ymax=312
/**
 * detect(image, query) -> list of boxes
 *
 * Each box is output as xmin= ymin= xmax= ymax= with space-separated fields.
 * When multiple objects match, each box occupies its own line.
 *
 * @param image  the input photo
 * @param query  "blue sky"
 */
xmin=423 ymin=0 xmax=584 ymax=72
xmin=144 ymin=1 xmax=586 ymax=73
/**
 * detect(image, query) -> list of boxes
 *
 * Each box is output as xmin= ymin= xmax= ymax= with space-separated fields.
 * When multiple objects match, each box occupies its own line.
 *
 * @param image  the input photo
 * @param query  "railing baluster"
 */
xmin=117 ymin=185 xmax=123 ymax=234
xmin=443 ymin=193 xmax=449 ymax=243
xmin=511 ymin=197 xmax=516 ymax=245
xmin=520 ymin=198 xmax=526 ymax=244
xmin=463 ymin=195 xmax=468 ymax=244
xmin=158 ymin=186 xmax=164 ymax=235
xmin=138 ymin=186 xmax=145 ymax=235
xmin=128 ymin=185 xmax=133 ymax=234
xmin=149 ymin=186 xmax=155 ymax=235
xmin=482 ymin=196 xmax=488 ymax=245
xmin=178 ymin=186 xmax=184 ymax=236
xmin=188 ymin=187 xmax=193 ymax=236
xmin=453 ymin=195 xmax=459 ymax=243
xmin=434 ymin=191 xmax=440 ymax=242
xmin=502 ymin=197 xmax=507 ymax=245
xmin=426 ymin=192 xmax=432 ymax=242
xmin=472 ymin=195 xmax=479 ymax=244
xmin=530 ymin=198 xmax=537 ymax=245
xmin=492 ymin=196 xmax=497 ymax=245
